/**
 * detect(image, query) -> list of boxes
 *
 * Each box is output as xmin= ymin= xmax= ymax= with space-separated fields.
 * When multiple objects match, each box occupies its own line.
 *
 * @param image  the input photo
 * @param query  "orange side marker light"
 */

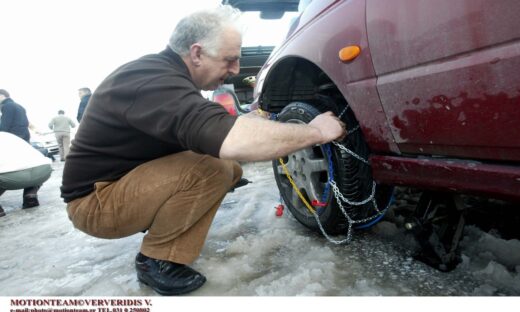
xmin=339 ymin=45 xmax=361 ymax=62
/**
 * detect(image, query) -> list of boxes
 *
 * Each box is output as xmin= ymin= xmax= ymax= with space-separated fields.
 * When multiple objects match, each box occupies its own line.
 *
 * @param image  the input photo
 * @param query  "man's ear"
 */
xmin=189 ymin=43 xmax=203 ymax=67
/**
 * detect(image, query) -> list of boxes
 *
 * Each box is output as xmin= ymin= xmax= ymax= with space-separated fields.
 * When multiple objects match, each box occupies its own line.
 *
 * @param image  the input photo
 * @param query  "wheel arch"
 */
xmin=259 ymin=56 xmax=349 ymax=114
xmin=259 ymin=55 xmax=399 ymax=154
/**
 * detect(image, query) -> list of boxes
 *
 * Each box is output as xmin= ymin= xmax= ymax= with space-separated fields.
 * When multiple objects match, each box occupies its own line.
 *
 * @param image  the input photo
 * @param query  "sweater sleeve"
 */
xmin=125 ymin=75 xmax=237 ymax=157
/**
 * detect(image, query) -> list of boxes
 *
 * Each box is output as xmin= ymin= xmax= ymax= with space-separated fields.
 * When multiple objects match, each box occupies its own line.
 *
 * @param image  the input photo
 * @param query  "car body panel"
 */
xmin=367 ymin=0 xmax=520 ymax=75
xmin=260 ymin=0 xmax=400 ymax=153
xmin=234 ymin=0 xmax=520 ymax=200
xmin=285 ymin=0 xmax=338 ymax=39
xmin=371 ymin=155 xmax=520 ymax=201
xmin=367 ymin=0 xmax=520 ymax=161
xmin=272 ymin=0 xmax=373 ymax=82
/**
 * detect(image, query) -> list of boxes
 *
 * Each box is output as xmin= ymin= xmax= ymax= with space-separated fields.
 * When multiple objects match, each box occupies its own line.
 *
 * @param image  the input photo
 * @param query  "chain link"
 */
xmin=347 ymin=124 xmax=360 ymax=134
xmin=332 ymin=141 xmax=370 ymax=164
xmin=338 ymin=105 xmax=349 ymax=119
xmin=313 ymin=212 xmax=353 ymax=245
xmin=330 ymin=180 xmax=376 ymax=207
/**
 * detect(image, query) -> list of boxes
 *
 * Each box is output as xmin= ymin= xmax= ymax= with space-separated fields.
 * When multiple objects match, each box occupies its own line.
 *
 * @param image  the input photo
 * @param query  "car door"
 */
xmin=366 ymin=0 xmax=520 ymax=162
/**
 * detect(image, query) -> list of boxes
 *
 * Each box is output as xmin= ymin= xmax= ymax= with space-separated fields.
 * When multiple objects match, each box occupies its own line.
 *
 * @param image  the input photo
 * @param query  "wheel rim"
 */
xmin=275 ymin=119 xmax=330 ymax=217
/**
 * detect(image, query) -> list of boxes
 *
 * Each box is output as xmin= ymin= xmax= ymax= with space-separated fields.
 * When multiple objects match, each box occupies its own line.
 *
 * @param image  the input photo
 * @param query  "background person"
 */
xmin=0 ymin=89 xmax=30 ymax=142
xmin=48 ymin=110 xmax=76 ymax=161
xmin=0 ymin=89 xmax=42 ymax=208
xmin=76 ymin=87 xmax=91 ymax=122
xmin=61 ymin=5 xmax=346 ymax=296
xmin=29 ymin=122 xmax=56 ymax=162
xmin=0 ymin=132 xmax=52 ymax=216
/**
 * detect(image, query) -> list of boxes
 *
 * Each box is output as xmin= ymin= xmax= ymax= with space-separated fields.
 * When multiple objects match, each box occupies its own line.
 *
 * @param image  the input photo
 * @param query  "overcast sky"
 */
xmin=1 ymin=0 xmax=293 ymax=130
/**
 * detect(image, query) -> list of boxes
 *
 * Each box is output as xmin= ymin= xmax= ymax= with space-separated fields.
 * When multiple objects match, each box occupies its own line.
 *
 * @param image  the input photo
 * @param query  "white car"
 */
xmin=30 ymin=131 xmax=59 ymax=158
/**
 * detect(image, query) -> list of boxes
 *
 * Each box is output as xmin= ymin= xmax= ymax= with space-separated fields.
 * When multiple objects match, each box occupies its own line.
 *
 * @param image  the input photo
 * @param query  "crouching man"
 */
xmin=61 ymin=5 xmax=346 ymax=295
xmin=0 ymin=132 xmax=52 ymax=216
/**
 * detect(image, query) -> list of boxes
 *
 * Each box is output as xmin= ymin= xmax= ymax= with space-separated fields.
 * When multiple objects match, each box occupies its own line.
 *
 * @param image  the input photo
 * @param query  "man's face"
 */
xmin=0 ymin=95 xmax=6 ymax=103
xmin=197 ymin=27 xmax=242 ymax=91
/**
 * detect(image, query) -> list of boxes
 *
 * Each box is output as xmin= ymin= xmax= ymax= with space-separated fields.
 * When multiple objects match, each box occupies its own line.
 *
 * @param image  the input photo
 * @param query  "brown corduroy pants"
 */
xmin=66 ymin=151 xmax=242 ymax=264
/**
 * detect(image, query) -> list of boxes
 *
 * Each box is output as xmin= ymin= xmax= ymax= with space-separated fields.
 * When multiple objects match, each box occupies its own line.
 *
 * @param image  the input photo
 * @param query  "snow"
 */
xmin=0 ymin=161 xmax=519 ymax=297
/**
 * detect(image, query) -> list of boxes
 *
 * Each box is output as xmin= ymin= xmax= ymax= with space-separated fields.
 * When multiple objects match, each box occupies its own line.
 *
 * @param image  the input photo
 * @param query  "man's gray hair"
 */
xmin=169 ymin=5 xmax=242 ymax=57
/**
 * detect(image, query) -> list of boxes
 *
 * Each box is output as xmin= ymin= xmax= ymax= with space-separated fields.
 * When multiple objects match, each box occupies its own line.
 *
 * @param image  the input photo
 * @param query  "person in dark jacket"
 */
xmin=76 ymin=87 xmax=91 ymax=122
xmin=0 ymin=89 xmax=42 ymax=210
xmin=0 ymin=89 xmax=30 ymax=142
xmin=62 ymin=5 xmax=346 ymax=296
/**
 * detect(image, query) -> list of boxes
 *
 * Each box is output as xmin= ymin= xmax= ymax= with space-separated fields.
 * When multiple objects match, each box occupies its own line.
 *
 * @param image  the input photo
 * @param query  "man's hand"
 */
xmin=308 ymin=111 xmax=347 ymax=144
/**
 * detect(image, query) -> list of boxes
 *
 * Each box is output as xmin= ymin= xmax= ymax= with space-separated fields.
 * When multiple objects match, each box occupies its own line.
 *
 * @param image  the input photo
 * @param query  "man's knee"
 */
xmin=197 ymin=157 xmax=242 ymax=190
xmin=66 ymin=195 xmax=121 ymax=239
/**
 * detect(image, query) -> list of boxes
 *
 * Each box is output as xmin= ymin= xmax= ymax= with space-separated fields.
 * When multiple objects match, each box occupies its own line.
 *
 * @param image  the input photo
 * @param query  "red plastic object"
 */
xmin=311 ymin=200 xmax=327 ymax=207
xmin=275 ymin=204 xmax=284 ymax=217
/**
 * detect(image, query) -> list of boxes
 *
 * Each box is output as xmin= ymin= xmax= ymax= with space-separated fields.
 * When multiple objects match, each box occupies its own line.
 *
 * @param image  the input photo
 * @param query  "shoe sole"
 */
xmin=137 ymin=273 xmax=206 ymax=296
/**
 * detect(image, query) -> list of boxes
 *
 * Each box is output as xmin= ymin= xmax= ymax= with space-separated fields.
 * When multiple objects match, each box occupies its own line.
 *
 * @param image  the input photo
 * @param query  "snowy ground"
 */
xmin=0 ymin=160 xmax=519 ymax=296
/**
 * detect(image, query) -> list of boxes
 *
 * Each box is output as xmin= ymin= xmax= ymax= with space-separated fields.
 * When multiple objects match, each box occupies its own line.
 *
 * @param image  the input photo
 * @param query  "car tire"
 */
xmin=272 ymin=101 xmax=393 ymax=234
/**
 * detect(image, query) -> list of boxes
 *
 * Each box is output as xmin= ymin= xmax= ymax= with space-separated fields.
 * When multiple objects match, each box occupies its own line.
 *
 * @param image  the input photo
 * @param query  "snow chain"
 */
xmin=277 ymin=105 xmax=390 ymax=244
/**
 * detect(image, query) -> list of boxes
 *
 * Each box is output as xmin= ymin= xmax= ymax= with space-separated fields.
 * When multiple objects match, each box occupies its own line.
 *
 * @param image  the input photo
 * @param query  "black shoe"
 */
xmin=22 ymin=195 xmax=39 ymax=209
xmin=135 ymin=253 xmax=206 ymax=295
xmin=0 ymin=205 xmax=5 ymax=217
xmin=228 ymin=178 xmax=252 ymax=192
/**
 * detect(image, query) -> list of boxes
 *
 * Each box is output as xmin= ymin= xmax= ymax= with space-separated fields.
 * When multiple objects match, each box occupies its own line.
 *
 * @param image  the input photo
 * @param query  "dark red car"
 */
xmin=227 ymin=0 xmax=520 ymax=270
